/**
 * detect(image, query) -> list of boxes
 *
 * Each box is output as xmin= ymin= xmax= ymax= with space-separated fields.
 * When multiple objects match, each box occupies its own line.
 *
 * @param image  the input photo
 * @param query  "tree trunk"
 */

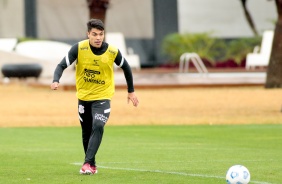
xmin=87 ymin=0 xmax=109 ymax=24
xmin=265 ymin=0 xmax=282 ymax=88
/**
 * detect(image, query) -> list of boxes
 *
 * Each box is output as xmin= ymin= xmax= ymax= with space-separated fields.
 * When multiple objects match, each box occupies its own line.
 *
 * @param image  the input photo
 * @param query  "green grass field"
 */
xmin=0 ymin=125 xmax=281 ymax=184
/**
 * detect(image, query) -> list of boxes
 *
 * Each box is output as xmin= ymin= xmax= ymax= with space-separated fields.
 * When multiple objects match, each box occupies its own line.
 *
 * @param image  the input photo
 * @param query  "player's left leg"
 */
xmin=84 ymin=100 xmax=111 ymax=168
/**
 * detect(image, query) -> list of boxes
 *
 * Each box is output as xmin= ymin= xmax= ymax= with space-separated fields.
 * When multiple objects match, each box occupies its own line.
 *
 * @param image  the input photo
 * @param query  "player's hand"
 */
xmin=127 ymin=92 xmax=139 ymax=107
xmin=50 ymin=82 xmax=59 ymax=90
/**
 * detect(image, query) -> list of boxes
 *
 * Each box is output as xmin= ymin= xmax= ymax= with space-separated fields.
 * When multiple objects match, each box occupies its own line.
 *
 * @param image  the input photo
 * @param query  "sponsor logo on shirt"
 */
xmin=83 ymin=69 xmax=105 ymax=84
xmin=108 ymin=49 xmax=116 ymax=55
xmin=93 ymin=59 xmax=99 ymax=66
xmin=80 ymin=46 xmax=88 ymax=50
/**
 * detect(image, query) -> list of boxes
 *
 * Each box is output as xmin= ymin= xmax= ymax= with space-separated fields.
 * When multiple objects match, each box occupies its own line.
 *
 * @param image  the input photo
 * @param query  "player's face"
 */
xmin=87 ymin=28 xmax=104 ymax=48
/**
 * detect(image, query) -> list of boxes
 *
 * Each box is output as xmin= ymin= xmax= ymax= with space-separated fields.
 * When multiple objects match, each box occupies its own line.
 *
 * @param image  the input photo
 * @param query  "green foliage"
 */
xmin=225 ymin=37 xmax=261 ymax=63
xmin=162 ymin=32 xmax=226 ymax=64
xmin=0 ymin=125 xmax=281 ymax=184
xmin=162 ymin=32 xmax=261 ymax=65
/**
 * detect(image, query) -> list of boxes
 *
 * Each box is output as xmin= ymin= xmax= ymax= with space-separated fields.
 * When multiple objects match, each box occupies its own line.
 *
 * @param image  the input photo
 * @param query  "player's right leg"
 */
xmin=78 ymin=100 xmax=98 ymax=174
xmin=78 ymin=100 xmax=93 ymax=154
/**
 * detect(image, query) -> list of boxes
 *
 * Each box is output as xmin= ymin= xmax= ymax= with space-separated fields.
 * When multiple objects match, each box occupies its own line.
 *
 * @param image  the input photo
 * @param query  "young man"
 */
xmin=50 ymin=19 xmax=139 ymax=175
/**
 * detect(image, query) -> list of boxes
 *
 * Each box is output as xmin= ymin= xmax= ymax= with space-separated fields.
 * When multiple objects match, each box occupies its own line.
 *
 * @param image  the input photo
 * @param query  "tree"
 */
xmin=243 ymin=0 xmax=282 ymax=88
xmin=86 ymin=0 xmax=109 ymax=24
xmin=265 ymin=0 xmax=282 ymax=88
xmin=240 ymin=0 xmax=258 ymax=36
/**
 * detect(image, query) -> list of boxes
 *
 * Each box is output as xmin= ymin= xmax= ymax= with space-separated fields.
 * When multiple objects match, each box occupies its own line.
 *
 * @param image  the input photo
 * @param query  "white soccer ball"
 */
xmin=226 ymin=165 xmax=250 ymax=184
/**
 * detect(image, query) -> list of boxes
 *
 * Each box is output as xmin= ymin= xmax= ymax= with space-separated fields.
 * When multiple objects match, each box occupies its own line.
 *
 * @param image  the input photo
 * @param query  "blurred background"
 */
xmin=0 ymin=0 xmax=276 ymax=67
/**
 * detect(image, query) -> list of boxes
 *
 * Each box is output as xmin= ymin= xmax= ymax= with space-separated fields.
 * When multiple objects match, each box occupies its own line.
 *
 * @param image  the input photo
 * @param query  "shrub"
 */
xmin=162 ymin=32 xmax=226 ymax=64
xmin=162 ymin=32 xmax=261 ymax=66
xmin=224 ymin=37 xmax=261 ymax=64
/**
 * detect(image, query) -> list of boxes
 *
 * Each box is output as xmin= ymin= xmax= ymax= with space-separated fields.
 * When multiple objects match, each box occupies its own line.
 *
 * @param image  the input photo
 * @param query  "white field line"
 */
xmin=72 ymin=162 xmax=273 ymax=184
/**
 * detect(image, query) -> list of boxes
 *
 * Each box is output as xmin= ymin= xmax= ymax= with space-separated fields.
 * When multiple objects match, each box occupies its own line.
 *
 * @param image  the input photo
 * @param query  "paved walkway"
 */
xmin=35 ymin=68 xmax=267 ymax=89
xmin=118 ymin=71 xmax=266 ymax=88
xmin=0 ymin=50 xmax=266 ymax=88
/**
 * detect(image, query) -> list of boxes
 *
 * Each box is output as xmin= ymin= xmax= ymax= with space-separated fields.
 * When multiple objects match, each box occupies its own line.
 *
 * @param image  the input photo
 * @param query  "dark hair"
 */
xmin=87 ymin=19 xmax=104 ymax=32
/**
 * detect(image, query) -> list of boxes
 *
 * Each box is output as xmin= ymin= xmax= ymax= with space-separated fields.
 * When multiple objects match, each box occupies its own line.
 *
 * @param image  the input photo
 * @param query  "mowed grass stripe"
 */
xmin=0 ymin=125 xmax=281 ymax=184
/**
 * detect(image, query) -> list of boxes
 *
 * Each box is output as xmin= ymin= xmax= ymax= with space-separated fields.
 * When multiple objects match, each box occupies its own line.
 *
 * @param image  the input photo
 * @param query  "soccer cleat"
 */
xmin=79 ymin=163 xmax=98 ymax=175
xmin=90 ymin=165 xmax=98 ymax=173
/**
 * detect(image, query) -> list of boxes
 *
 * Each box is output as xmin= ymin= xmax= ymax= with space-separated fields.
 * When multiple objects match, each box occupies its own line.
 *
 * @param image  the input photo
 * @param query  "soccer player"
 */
xmin=50 ymin=19 xmax=139 ymax=175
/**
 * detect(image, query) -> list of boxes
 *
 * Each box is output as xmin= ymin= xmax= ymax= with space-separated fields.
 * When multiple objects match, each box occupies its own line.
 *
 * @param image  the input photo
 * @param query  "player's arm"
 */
xmin=114 ymin=50 xmax=139 ymax=107
xmin=50 ymin=43 xmax=78 ymax=90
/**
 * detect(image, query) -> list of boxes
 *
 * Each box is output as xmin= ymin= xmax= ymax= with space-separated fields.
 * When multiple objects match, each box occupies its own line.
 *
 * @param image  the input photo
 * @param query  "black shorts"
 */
xmin=78 ymin=99 xmax=111 ymax=125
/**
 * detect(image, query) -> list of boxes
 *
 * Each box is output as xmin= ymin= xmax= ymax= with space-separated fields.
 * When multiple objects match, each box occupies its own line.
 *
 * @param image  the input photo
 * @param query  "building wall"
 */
xmin=178 ymin=0 xmax=277 ymax=38
xmin=37 ymin=0 xmax=89 ymax=40
xmin=0 ymin=0 xmax=25 ymax=38
xmin=105 ymin=0 xmax=153 ymax=39
xmin=36 ymin=0 xmax=153 ymax=40
xmin=0 ymin=0 xmax=277 ymax=39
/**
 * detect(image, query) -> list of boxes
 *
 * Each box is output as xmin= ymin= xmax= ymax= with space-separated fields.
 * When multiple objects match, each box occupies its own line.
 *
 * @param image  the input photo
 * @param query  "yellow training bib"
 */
xmin=76 ymin=40 xmax=118 ymax=101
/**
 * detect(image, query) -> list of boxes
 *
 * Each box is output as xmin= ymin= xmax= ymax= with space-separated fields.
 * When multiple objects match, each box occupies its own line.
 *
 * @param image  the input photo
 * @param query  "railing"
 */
xmin=179 ymin=53 xmax=208 ymax=75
